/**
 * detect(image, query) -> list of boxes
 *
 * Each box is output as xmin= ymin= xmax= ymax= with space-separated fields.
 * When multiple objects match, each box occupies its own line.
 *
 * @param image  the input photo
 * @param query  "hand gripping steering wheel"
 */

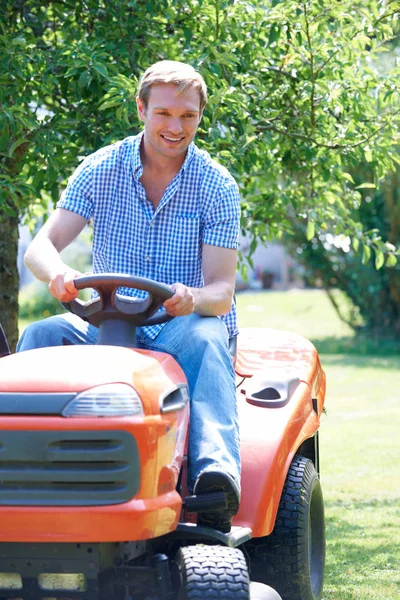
xmin=62 ymin=274 xmax=174 ymax=328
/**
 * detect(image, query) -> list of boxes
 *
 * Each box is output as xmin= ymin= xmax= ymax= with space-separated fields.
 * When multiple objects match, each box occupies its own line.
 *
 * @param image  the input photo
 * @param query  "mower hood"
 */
xmin=0 ymin=345 xmax=187 ymax=416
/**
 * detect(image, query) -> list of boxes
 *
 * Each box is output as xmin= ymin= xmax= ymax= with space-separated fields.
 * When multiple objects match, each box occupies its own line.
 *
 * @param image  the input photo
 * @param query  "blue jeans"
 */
xmin=17 ymin=313 xmax=241 ymax=492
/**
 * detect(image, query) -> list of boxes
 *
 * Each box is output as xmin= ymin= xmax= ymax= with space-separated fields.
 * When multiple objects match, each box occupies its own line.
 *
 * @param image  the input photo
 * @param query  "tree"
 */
xmin=0 ymin=0 xmax=183 ymax=349
xmin=287 ymin=163 xmax=400 ymax=338
xmin=1 ymin=0 xmax=399 ymax=349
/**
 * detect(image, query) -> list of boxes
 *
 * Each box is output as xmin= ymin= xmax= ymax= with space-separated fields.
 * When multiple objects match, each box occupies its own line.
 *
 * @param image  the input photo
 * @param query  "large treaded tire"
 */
xmin=175 ymin=544 xmax=250 ymax=599
xmin=249 ymin=455 xmax=325 ymax=600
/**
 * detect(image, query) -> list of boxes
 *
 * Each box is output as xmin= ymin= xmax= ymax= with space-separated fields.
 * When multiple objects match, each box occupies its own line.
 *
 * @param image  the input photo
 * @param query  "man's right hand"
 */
xmin=48 ymin=268 xmax=83 ymax=302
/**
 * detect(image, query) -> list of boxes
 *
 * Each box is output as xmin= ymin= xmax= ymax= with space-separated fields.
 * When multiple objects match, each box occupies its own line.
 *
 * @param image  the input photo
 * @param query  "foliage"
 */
xmin=287 ymin=163 xmax=400 ymax=336
xmin=183 ymin=0 xmax=400 ymax=271
xmin=0 ymin=0 xmax=180 ymax=223
xmin=2 ymin=0 xmax=400 ymax=251
xmin=1 ymin=0 xmax=400 ymax=347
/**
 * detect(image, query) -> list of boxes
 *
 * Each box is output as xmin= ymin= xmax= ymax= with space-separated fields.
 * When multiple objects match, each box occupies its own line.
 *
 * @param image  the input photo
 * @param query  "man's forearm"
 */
xmin=24 ymin=237 xmax=69 ymax=283
xmin=192 ymin=281 xmax=234 ymax=317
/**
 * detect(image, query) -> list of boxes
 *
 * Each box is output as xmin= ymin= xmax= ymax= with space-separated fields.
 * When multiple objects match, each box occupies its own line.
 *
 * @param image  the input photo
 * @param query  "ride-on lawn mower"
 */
xmin=0 ymin=274 xmax=326 ymax=600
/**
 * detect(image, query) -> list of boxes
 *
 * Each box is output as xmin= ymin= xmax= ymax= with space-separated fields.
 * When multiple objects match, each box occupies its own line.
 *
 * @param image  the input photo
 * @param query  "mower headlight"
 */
xmin=62 ymin=384 xmax=144 ymax=418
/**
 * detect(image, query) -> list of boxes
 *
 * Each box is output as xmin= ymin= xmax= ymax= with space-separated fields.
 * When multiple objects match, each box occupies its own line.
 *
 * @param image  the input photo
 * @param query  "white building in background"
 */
xmin=236 ymin=237 xmax=305 ymax=291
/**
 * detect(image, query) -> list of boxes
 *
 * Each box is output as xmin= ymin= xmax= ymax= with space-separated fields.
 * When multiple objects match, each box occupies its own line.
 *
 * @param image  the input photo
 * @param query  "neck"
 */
xmin=140 ymin=137 xmax=186 ymax=175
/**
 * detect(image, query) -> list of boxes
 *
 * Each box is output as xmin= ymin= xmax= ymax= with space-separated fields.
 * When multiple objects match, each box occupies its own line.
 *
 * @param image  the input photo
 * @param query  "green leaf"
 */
xmin=93 ymin=63 xmax=109 ymax=79
xmin=375 ymin=250 xmax=384 ymax=270
xmin=364 ymin=149 xmax=373 ymax=163
xmin=98 ymin=99 xmax=121 ymax=111
xmin=386 ymin=254 xmax=397 ymax=268
xmin=0 ymin=134 xmax=9 ymax=152
xmin=342 ymin=172 xmax=355 ymax=184
xmin=306 ymin=220 xmax=315 ymax=241
xmin=352 ymin=237 xmax=359 ymax=252
xmin=356 ymin=183 xmax=376 ymax=189
xmin=7 ymin=138 xmax=28 ymax=158
xmin=362 ymin=244 xmax=371 ymax=264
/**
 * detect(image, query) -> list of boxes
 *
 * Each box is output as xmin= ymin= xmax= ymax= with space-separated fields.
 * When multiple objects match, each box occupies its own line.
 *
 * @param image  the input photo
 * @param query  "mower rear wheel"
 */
xmin=175 ymin=544 xmax=250 ymax=599
xmin=249 ymin=455 xmax=325 ymax=600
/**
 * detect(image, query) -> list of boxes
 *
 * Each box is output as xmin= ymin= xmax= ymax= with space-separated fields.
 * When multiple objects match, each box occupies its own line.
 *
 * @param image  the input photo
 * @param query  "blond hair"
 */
xmin=138 ymin=60 xmax=208 ymax=111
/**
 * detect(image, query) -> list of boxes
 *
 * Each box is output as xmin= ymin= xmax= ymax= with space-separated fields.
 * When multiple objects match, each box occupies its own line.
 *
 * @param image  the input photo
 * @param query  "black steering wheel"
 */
xmin=62 ymin=273 xmax=174 ymax=328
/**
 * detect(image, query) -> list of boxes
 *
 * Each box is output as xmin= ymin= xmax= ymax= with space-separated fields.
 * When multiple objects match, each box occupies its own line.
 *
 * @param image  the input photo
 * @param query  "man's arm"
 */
xmin=163 ymin=244 xmax=237 ymax=317
xmin=24 ymin=207 xmax=88 ymax=302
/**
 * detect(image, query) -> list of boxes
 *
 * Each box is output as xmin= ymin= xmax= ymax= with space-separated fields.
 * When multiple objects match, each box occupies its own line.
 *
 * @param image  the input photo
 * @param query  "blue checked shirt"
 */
xmin=57 ymin=132 xmax=240 ymax=340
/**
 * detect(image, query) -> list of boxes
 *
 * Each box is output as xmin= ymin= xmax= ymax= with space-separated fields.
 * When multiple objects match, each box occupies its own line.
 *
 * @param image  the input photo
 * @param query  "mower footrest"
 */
xmin=183 ymin=491 xmax=227 ymax=513
xmin=175 ymin=523 xmax=253 ymax=548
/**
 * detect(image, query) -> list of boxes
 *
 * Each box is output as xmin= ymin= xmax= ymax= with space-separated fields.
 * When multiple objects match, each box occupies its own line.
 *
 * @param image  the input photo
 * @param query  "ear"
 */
xmin=136 ymin=96 xmax=146 ymax=123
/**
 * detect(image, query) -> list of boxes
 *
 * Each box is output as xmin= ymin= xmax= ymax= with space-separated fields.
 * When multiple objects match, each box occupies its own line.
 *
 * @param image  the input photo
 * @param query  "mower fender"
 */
xmin=232 ymin=328 xmax=326 ymax=538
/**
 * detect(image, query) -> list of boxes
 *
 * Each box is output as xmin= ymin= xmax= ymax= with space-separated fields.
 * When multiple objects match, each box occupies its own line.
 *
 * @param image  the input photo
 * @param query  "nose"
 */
xmin=167 ymin=117 xmax=183 ymax=134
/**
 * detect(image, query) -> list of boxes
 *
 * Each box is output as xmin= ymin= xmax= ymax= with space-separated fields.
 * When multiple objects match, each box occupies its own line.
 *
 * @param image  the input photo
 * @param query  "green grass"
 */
xmin=237 ymin=289 xmax=353 ymax=339
xmin=237 ymin=289 xmax=400 ymax=600
xmin=237 ymin=289 xmax=400 ymax=356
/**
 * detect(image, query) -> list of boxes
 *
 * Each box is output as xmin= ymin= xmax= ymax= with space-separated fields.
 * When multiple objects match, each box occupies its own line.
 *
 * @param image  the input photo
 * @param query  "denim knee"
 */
xmin=186 ymin=315 xmax=229 ymax=350
xmin=18 ymin=317 xmax=61 ymax=352
xmin=17 ymin=314 xmax=85 ymax=352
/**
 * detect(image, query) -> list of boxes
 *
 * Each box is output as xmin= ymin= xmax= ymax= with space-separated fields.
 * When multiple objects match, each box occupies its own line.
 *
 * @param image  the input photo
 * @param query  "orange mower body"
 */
xmin=0 ymin=276 xmax=326 ymax=600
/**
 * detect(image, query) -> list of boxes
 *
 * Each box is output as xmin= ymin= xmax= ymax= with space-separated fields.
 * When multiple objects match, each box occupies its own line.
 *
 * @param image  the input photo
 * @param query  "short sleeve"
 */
xmin=202 ymin=180 xmax=241 ymax=249
xmin=57 ymin=157 xmax=93 ymax=221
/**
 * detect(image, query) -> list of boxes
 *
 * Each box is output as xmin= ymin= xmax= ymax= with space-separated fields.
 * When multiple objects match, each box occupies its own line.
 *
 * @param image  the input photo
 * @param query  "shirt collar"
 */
xmin=181 ymin=141 xmax=195 ymax=172
xmin=131 ymin=131 xmax=144 ymax=179
xmin=131 ymin=131 xmax=196 ymax=179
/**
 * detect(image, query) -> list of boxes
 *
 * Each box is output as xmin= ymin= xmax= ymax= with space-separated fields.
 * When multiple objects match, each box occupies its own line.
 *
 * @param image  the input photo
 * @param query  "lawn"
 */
xmin=237 ymin=289 xmax=400 ymax=600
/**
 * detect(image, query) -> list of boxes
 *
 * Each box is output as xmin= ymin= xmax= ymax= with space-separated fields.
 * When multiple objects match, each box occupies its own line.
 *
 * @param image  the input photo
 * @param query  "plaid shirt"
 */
xmin=57 ymin=132 xmax=240 ymax=340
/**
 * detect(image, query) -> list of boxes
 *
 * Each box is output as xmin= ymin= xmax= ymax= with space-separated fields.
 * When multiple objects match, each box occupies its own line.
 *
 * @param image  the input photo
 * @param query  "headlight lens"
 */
xmin=62 ymin=384 xmax=144 ymax=417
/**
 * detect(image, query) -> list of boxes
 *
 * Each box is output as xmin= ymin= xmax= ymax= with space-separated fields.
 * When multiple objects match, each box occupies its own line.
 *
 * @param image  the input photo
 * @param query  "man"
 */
xmin=18 ymin=61 xmax=241 ymax=532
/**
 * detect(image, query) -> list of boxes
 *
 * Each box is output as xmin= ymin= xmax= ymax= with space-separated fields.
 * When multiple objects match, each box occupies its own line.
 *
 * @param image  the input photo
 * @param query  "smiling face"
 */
xmin=136 ymin=83 xmax=203 ymax=165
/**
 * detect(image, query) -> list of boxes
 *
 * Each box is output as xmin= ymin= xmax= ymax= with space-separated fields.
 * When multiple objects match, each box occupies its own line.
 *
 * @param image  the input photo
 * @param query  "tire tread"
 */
xmin=177 ymin=544 xmax=250 ymax=599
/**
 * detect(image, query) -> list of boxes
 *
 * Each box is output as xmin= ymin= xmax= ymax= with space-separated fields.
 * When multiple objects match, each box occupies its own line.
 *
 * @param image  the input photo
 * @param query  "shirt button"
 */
xmin=145 ymin=256 xmax=151 ymax=262
xmin=149 ymin=221 xmax=154 ymax=227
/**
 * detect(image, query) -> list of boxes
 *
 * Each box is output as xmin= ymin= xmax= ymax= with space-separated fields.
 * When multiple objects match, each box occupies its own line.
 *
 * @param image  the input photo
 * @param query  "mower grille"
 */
xmin=0 ymin=430 xmax=140 ymax=505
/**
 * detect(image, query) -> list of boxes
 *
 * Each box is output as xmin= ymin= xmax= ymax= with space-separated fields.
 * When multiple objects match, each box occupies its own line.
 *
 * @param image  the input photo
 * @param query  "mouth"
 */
xmin=161 ymin=135 xmax=185 ymax=145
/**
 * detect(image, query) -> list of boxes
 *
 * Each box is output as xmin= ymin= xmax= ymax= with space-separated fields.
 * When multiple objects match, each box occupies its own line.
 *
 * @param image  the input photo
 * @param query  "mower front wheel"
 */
xmin=249 ymin=455 xmax=325 ymax=600
xmin=175 ymin=544 xmax=250 ymax=599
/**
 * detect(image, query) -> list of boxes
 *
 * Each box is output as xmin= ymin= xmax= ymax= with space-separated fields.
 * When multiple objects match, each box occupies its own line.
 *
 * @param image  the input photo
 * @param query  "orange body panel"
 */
xmin=0 ymin=328 xmax=325 ymax=543
xmin=0 ymin=346 xmax=189 ymax=542
xmin=232 ymin=328 xmax=326 ymax=537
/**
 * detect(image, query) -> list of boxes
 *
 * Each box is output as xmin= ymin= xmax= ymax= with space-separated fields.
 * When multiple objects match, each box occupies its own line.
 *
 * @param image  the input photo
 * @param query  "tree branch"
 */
xmin=215 ymin=1 xmax=220 ymax=41
xmin=303 ymin=2 xmax=316 ymax=201
xmin=256 ymin=108 xmax=400 ymax=149
xmin=325 ymin=287 xmax=357 ymax=330
xmin=263 ymin=66 xmax=299 ymax=82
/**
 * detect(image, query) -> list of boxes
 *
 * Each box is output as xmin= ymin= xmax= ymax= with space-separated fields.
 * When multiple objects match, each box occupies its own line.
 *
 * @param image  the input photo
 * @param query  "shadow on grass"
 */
xmin=316 ymin=353 xmax=400 ymax=370
xmin=310 ymin=334 xmax=400 ymax=358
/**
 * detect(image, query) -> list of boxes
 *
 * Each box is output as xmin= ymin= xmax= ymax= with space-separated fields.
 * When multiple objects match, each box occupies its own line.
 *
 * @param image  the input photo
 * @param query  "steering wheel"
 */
xmin=62 ymin=273 xmax=174 ymax=328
